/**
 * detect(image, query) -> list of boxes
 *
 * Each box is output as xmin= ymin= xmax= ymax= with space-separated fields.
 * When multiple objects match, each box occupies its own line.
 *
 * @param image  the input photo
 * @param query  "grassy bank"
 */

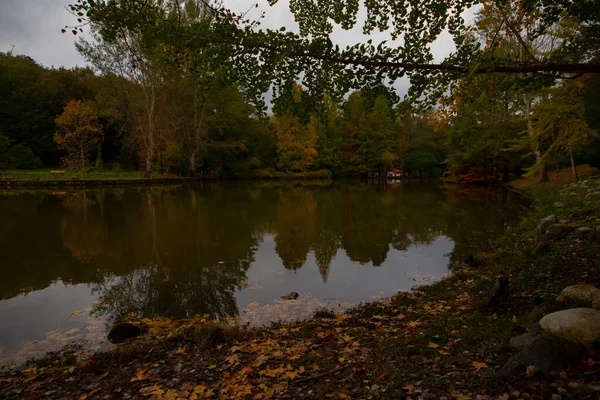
xmin=2 ymin=169 xmax=600 ymax=399
xmin=0 ymin=170 xmax=149 ymax=181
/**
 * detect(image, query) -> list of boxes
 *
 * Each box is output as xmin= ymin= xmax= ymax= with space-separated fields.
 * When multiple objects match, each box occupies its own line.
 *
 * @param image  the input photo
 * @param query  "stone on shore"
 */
xmin=540 ymin=308 xmax=600 ymax=345
xmin=108 ymin=322 xmax=142 ymax=343
xmin=537 ymin=215 xmax=557 ymax=234
xmin=557 ymin=284 xmax=600 ymax=306
xmin=498 ymin=335 xmax=584 ymax=378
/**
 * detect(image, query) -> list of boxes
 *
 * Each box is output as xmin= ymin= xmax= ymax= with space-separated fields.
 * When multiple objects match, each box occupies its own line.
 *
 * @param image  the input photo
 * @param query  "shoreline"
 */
xmin=2 ymin=170 xmax=600 ymax=399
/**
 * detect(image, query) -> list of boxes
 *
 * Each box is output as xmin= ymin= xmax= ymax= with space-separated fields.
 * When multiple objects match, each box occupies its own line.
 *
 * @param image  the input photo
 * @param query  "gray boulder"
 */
xmin=510 ymin=332 xmax=541 ymax=353
xmin=537 ymin=215 xmax=557 ymax=234
xmin=578 ymin=227 xmax=593 ymax=233
xmin=498 ymin=335 xmax=584 ymax=378
xmin=540 ymin=308 xmax=600 ymax=345
xmin=557 ymin=284 xmax=600 ymax=305
xmin=527 ymin=304 xmax=549 ymax=325
xmin=546 ymin=224 xmax=575 ymax=237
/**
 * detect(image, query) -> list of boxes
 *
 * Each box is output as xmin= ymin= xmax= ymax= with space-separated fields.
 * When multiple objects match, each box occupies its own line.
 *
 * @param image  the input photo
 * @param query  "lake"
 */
xmin=0 ymin=180 xmax=528 ymax=365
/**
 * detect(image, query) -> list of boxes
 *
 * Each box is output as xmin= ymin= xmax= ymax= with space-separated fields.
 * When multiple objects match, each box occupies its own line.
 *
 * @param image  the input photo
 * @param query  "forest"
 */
xmin=0 ymin=0 xmax=599 ymax=182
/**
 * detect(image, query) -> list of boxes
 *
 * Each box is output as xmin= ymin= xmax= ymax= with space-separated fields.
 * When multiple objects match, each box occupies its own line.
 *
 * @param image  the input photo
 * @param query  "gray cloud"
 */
xmin=0 ymin=0 xmax=86 ymax=68
xmin=0 ymin=0 xmax=470 ymax=98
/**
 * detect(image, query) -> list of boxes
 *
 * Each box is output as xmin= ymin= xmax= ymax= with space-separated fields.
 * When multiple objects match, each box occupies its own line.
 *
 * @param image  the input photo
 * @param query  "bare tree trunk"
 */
xmin=144 ymin=85 xmax=156 ymax=179
xmin=80 ymin=142 xmax=85 ymax=172
xmin=522 ymin=94 xmax=549 ymax=182
xmin=189 ymin=153 xmax=196 ymax=176
xmin=570 ymin=146 xmax=578 ymax=182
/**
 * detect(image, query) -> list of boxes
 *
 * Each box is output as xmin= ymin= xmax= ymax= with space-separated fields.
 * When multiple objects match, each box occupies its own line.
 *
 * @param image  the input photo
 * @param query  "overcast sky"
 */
xmin=0 ymin=0 xmax=463 ymax=96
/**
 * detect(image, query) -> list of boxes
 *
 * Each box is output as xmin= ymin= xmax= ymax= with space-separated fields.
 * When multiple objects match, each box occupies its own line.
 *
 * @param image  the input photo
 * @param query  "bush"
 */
xmin=7 ymin=144 xmax=42 ymax=170
xmin=0 ymin=134 xmax=10 ymax=170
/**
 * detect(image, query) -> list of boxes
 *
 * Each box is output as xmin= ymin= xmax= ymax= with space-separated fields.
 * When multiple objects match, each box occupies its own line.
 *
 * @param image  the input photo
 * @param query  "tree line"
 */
xmin=1 ymin=0 xmax=599 ymax=181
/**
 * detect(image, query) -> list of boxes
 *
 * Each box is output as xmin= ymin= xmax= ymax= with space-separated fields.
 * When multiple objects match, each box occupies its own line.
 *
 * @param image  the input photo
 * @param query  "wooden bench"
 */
xmin=50 ymin=170 xmax=65 ymax=178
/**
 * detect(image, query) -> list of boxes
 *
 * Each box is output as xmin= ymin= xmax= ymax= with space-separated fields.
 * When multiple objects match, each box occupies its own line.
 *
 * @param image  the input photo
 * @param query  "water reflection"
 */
xmin=0 ymin=181 xmax=528 ymax=360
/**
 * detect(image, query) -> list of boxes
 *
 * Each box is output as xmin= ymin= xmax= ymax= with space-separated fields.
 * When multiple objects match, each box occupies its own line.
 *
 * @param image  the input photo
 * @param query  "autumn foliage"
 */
xmin=54 ymin=100 xmax=103 ymax=171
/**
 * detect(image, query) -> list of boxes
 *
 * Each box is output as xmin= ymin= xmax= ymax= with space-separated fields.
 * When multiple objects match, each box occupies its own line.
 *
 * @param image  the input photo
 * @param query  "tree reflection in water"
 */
xmin=0 ymin=181 xmax=528 ymax=327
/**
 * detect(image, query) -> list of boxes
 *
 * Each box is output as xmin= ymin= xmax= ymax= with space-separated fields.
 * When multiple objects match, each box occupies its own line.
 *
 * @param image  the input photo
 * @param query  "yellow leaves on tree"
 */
xmin=54 ymin=100 xmax=103 ymax=171
xmin=274 ymin=114 xmax=318 ymax=172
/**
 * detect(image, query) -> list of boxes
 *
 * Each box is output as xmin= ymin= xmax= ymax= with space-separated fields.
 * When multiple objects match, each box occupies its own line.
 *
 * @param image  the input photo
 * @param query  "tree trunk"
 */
xmin=80 ymin=142 xmax=85 ymax=172
xmin=144 ymin=85 xmax=156 ymax=179
xmin=570 ymin=146 xmax=578 ymax=182
xmin=522 ymin=94 xmax=549 ymax=182
xmin=189 ymin=153 xmax=196 ymax=176
xmin=502 ymin=165 xmax=510 ymax=182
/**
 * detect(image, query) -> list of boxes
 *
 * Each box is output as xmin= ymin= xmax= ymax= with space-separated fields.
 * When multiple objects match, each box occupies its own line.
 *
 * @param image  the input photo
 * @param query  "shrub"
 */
xmin=7 ymin=144 xmax=42 ymax=170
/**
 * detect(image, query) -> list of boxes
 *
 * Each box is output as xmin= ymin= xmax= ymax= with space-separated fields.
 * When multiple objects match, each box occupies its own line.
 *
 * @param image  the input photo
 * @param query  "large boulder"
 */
xmin=537 ymin=215 xmax=557 ymax=234
xmin=509 ymin=332 xmax=541 ymax=353
xmin=557 ymin=284 xmax=600 ymax=306
xmin=540 ymin=308 xmax=600 ymax=345
xmin=498 ymin=335 xmax=584 ymax=378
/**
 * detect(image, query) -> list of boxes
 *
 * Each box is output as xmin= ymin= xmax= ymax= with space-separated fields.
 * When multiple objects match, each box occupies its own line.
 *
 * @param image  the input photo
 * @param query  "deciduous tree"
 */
xmin=54 ymin=100 xmax=103 ymax=171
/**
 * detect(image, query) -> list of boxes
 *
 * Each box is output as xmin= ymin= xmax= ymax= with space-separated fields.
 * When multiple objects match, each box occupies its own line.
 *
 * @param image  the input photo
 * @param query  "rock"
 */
xmin=497 ymin=334 xmax=584 ymax=378
xmin=107 ymin=322 xmax=142 ymax=343
xmin=557 ymin=284 xmax=600 ymax=305
xmin=527 ymin=304 xmax=549 ymax=325
xmin=545 ymin=224 xmax=575 ymax=237
xmin=510 ymin=332 xmax=541 ymax=353
xmin=280 ymin=291 xmax=299 ymax=300
xmin=537 ymin=215 xmax=557 ymax=234
xmin=540 ymin=308 xmax=600 ymax=344
xmin=578 ymin=226 xmax=593 ymax=233
xmin=585 ymin=192 xmax=600 ymax=199
xmin=529 ymin=321 xmax=543 ymax=334
xmin=533 ymin=241 xmax=552 ymax=256
xmin=553 ymin=202 xmax=565 ymax=209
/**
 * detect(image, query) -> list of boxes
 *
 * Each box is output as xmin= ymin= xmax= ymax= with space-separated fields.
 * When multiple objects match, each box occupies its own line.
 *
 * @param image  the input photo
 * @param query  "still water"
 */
xmin=0 ymin=181 xmax=528 ymax=364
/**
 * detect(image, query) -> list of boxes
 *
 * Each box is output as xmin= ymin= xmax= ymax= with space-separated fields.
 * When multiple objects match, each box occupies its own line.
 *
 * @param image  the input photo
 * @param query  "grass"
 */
xmin=0 ymin=169 xmax=174 ymax=181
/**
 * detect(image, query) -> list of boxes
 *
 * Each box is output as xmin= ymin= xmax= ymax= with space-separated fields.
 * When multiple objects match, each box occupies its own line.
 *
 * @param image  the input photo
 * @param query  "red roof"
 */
xmin=391 ymin=168 xmax=403 ymax=173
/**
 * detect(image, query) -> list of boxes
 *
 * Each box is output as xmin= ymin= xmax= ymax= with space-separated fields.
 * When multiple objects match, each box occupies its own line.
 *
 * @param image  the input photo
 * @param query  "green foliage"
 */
xmin=7 ymin=144 xmax=43 ymax=170
xmin=0 ymin=133 xmax=42 ymax=170
xmin=0 ymin=133 xmax=10 ymax=170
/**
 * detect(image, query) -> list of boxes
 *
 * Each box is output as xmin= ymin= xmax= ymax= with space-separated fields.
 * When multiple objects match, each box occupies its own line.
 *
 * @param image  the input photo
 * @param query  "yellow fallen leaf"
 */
xmin=472 ymin=361 xmax=488 ymax=372
xmin=175 ymin=346 xmax=186 ymax=355
xmin=130 ymin=368 xmax=150 ymax=383
xmin=428 ymin=342 xmax=439 ymax=348
xmin=512 ymin=315 xmax=518 ymax=323
xmin=338 ymin=393 xmax=348 ymax=399
xmin=336 ymin=314 xmax=351 ymax=322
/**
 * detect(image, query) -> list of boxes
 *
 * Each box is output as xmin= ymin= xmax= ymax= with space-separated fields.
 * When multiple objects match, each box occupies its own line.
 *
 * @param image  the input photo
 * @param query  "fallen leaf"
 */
xmin=428 ymin=342 xmax=439 ymax=348
xmin=175 ymin=346 xmax=186 ymax=355
xmin=130 ymin=368 xmax=150 ymax=383
xmin=472 ymin=361 xmax=488 ymax=372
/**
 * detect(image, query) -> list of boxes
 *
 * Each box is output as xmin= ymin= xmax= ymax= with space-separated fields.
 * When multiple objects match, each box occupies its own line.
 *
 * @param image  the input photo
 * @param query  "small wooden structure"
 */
xmin=387 ymin=168 xmax=403 ymax=178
